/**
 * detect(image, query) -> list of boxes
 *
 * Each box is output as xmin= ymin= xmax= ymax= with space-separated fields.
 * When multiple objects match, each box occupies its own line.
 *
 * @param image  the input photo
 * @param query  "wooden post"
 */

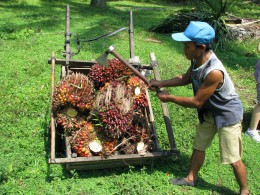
xmin=145 ymin=89 xmax=161 ymax=151
xmin=63 ymin=4 xmax=71 ymax=78
xmin=129 ymin=10 xmax=134 ymax=58
xmin=150 ymin=52 xmax=177 ymax=152
xmin=50 ymin=52 xmax=56 ymax=162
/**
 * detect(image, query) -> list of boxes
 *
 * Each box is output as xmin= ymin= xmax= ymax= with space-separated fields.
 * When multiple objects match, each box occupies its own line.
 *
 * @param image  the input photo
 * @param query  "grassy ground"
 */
xmin=0 ymin=0 xmax=260 ymax=194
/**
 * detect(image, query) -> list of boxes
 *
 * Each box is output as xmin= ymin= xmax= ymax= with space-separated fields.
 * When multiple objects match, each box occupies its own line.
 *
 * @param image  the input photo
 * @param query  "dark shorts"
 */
xmin=254 ymin=60 xmax=260 ymax=103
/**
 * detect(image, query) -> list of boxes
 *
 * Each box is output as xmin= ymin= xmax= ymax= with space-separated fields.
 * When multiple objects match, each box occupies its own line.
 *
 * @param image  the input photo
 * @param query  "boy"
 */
xmin=149 ymin=21 xmax=249 ymax=195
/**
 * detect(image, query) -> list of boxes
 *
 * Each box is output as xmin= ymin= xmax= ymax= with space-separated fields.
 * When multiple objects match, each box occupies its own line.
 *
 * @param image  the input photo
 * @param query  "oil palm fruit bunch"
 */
xmin=100 ymin=138 xmax=117 ymax=157
xmin=134 ymin=112 xmax=150 ymax=139
xmin=122 ymin=111 xmax=153 ymax=154
xmin=93 ymin=127 xmax=118 ymax=157
xmin=70 ymin=122 xmax=98 ymax=157
xmin=89 ymin=58 xmax=132 ymax=89
xmin=133 ymin=92 xmax=148 ymax=111
xmin=56 ymin=112 xmax=90 ymax=134
xmin=127 ymin=76 xmax=146 ymax=88
xmin=52 ymin=72 xmax=95 ymax=112
xmin=127 ymin=76 xmax=148 ymax=110
xmin=92 ymin=81 xmax=134 ymax=138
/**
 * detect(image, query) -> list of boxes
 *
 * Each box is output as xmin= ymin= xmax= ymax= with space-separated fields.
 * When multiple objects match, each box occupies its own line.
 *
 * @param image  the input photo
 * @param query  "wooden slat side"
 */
xmin=66 ymin=159 xmax=152 ymax=170
xmin=47 ymin=59 xmax=154 ymax=70
xmin=50 ymin=151 xmax=172 ymax=164
xmin=50 ymin=52 xmax=56 ymax=162
xmin=145 ymin=89 xmax=160 ymax=151
xmin=150 ymin=53 xmax=177 ymax=152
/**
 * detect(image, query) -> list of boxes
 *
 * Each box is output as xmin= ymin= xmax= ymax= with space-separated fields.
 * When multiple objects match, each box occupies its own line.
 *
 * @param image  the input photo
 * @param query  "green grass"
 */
xmin=0 ymin=0 xmax=260 ymax=194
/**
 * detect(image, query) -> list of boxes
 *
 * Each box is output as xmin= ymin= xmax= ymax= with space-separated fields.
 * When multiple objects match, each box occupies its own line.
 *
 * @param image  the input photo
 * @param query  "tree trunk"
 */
xmin=90 ymin=0 xmax=107 ymax=7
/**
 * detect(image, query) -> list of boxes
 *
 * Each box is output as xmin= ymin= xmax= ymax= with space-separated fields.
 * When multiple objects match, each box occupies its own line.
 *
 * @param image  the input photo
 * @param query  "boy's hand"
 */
xmin=157 ymin=90 xmax=171 ymax=102
xmin=149 ymin=79 xmax=161 ymax=91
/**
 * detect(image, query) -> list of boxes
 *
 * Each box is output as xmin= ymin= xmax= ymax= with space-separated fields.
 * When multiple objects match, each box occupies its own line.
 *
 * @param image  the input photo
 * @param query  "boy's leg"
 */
xmin=219 ymin=123 xmax=249 ymax=194
xmin=188 ymin=111 xmax=217 ymax=182
xmin=231 ymin=160 xmax=249 ymax=195
xmin=170 ymin=111 xmax=217 ymax=186
xmin=186 ymin=149 xmax=205 ymax=182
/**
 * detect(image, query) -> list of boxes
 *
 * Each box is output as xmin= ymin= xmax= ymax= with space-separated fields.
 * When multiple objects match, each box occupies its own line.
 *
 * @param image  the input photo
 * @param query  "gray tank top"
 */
xmin=191 ymin=52 xmax=243 ymax=128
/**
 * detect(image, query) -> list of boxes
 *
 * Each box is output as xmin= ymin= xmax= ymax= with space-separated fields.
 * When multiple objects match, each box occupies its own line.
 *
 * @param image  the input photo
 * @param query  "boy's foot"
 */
xmin=245 ymin=128 xmax=260 ymax=143
xmin=169 ymin=178 xmax=196 ymax=187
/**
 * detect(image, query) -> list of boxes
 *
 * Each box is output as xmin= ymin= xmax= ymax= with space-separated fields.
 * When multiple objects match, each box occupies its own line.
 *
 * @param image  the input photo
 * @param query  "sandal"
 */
xmin=169 ymin=178 xmax=197 ymax=187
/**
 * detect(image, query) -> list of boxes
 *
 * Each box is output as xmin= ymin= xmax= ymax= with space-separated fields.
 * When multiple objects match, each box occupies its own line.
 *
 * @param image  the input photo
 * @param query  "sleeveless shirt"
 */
xmin=191 ymin=52 xmax=243 ymax=128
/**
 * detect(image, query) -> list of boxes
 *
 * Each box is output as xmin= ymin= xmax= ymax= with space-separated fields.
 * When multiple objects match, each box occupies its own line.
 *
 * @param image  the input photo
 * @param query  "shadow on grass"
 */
xmin=153 ymin=155 xmax=237 ymax=195
xmin=44 ymin=152 xmax=236 ymax=194
xmin=242 ymin=110 xmax=253 ymax=133
xmin=195 ymin=178 xmax=238 ymax=195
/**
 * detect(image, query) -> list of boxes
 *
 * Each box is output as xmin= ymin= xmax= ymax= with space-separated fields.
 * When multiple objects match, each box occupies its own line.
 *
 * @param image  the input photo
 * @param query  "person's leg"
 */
xmin=186 ymin=149 xmax=205 ymax=182
xmin=246 ymin=103 xmax=260 ymax=142
xmin=187 ymin=111 xmax=216 ymax=182
xmin=231 ymin=160 xmax=249 ymax=195
xmin=170 ymin=111 xmax=216 ymax=186
xmin=219 ymin=122 xmax=249 ymax=194
xmin=169 ymin=149 xmax=205 ymax=186
xmin=249 ymin=104 xmax=260 ymax=130
xmin=246 ymin=60 xmax=260 ymax=142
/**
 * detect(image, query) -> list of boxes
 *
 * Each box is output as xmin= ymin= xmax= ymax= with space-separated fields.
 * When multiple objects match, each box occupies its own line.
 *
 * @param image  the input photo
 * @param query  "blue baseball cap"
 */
xmin=171 ymin=21 xmax=215 ymax=44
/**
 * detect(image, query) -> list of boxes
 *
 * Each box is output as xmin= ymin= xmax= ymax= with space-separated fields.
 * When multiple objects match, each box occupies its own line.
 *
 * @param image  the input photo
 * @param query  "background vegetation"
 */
xmin=0 ymin=0 xmax=259 ymax=194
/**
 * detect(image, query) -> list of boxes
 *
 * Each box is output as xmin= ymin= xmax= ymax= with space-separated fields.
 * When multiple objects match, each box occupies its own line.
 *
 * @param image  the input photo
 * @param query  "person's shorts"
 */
xmin=193 ymin=111 xmax=242 ymax=164
xmin=254 ymin=59 xmax=260 ymax=103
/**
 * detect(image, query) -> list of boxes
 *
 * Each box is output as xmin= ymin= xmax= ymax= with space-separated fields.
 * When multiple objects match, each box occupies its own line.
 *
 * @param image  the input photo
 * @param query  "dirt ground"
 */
xmin=227 ymin=18 xmax=260 ymax=39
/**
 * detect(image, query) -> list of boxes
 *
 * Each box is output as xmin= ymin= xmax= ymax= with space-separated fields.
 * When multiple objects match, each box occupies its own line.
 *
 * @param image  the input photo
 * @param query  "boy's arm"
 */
xmin=157 ymin=69 xmax=223 ymax=108
xmin=149 ymin=66 xmax=192 ymax=88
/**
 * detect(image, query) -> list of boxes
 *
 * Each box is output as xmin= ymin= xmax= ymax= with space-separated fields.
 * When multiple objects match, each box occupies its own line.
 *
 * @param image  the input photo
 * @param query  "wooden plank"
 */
xmin=48 ymin=58 xmax=95 ymax=67
xmin=65 ymin=136 xmax=72 ymax=158
xmin=63 ymin=4 xmax=70 ymax=78
xmin=66 ymin=159 xmax=152 ymax=170
xmin=50 ymin=151 xmax=172 ymax=164
xmin=47 ymin=58 xmax=154 ymax=70
xmin=50 ymin=52 xmax=56 ymax=162
xmin=145 ymin=89 xmax=160 ymax=151
xmin=129 ymin=10 xmax=135 ymax=58
xmin=150 ymin=52 xmax=177 ymax=153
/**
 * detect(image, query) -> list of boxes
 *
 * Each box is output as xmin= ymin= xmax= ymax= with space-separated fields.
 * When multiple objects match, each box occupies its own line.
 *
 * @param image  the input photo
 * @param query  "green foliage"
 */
xmin=194 ymin=0 xmax=236 ymax=49
xmin=230 ymin=0 xmax=260 ymax=19
xmin=0 ymin=27 xmax=36 ymax=40
xmin=0 ymin=0 xmax=259 ymax=194
xmin=149 ymin=10 xmax=210 ymax=33
xmin=195 ymin=0 xmax=235 ymax=20
xmin=150 ymin=0 xmax=258 ymax=49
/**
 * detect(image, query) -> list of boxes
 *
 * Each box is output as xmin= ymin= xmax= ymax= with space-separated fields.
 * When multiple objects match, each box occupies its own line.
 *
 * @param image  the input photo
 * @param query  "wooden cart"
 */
xmin=48 ymin=5 xmax=177 ymax=170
